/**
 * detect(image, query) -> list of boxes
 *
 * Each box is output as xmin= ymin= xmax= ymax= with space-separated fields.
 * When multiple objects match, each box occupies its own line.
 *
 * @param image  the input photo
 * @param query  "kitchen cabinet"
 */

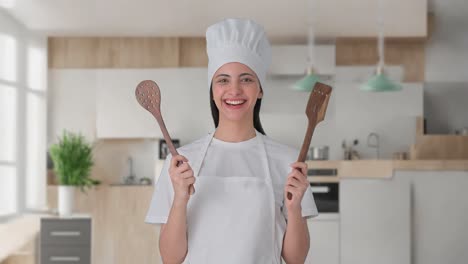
xmin=47 ymin=186 xmax=160 ymax=264
xmin=305 ymin=214 xmax=340 ymax=264
xmin=96 ymin=68 xmax=208 ymax=139
xmin=40 ymin=216 xmax=92 ymax=264
xmin=340 ymin=177 xmax=411 ymax=264
xmin=395 ymin=170 xmax=468 ymax=264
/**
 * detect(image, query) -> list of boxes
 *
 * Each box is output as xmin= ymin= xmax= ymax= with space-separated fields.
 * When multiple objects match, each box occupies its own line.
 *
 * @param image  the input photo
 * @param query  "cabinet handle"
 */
xmin=50 ymin=231 xmax=81 ymax=237
xmin=311 ymin=186 xmax=330 ymax=193
xmin=50 ymin=256 xmax=80 ymax=262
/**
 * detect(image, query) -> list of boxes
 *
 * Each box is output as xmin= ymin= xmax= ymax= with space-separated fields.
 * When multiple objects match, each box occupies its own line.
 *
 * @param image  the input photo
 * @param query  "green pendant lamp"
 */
xmin=361 ymin=65 xmax=402 ymax=92
xmin=293 ymin=67 xmax=321 ymax=92
xmin=360 ymin=0 xmax=402 ymax=92
xmin=293 ymin=0 xmax=320 ymax=92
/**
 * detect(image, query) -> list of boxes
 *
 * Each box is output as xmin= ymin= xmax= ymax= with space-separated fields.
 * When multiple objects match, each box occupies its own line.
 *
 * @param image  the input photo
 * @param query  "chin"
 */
xmin=221 ymin=110 xmax=254 ymax=123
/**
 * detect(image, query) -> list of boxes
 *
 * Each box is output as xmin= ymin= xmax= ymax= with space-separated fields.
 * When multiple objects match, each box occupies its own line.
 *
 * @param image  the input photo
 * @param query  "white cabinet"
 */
xmin=340 ymin=177 xmax=411 ymax=264
xmin=96 ymin=68 xmax=209 ymax=139
xmin=305 ymin=214 xmax=340 ymax=264
xmin=396 ymin=171 xmax=468 ymax=264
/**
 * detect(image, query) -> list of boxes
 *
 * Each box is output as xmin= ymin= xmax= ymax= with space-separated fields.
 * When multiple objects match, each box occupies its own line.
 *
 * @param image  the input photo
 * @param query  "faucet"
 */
xmin=367 ymin=132 xmax=380 ymax=159
xmin=125 ymin=156 xmax=136 ymax=184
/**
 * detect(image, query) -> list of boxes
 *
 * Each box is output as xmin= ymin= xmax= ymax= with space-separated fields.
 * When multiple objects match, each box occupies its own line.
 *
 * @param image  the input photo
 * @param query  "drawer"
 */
xmin=41 ymin=245 xmax=90 ymax=264
xmin=41 ymin=219 xmax=91 ymax=246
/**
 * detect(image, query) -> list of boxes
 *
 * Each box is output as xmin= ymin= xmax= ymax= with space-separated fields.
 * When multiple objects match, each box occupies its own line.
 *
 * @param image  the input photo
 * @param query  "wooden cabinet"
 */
xmin=48 ymin=37 xmax=207 ymax=69
xmin=305 ymin=214 xmax=340 ymax=264
xmin=340 ymin=177 xmax=411 ymax=264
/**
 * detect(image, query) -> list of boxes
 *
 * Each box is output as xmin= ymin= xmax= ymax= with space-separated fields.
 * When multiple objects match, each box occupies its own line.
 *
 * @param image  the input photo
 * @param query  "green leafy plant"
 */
xmin=49 ymin=130 xmax=100 ymax=192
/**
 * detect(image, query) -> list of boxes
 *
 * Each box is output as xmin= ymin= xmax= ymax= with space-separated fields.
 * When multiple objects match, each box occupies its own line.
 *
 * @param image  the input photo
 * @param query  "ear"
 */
xmin=258 ymin=90 xmax=263 ymax=99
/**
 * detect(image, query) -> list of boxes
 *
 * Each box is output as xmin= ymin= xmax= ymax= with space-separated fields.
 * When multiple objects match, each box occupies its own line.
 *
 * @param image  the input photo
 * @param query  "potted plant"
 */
xmin=49 ymin=130 xmax=100 ymax=216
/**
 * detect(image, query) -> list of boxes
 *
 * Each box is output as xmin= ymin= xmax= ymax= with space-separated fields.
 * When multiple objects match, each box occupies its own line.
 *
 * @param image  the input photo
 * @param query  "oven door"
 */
xmin=310 ymin=182 xmax=339 ymax=213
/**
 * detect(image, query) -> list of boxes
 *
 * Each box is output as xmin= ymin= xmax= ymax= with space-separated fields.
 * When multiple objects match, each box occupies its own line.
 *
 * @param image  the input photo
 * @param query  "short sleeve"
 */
xmin=145 ymin=154 xmax=174 ymax=224
xmin=282 ymin=185 xmax=319 ymax=220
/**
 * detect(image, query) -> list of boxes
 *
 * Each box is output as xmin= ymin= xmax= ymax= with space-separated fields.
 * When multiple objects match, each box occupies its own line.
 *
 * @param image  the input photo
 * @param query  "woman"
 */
xmin=145 ymin=18 xmax=318 ymax=264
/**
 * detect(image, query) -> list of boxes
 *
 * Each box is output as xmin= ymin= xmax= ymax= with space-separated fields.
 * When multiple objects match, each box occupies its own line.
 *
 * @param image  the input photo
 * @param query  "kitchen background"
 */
xmin=1 ymin=0 xmax=468 ymax=264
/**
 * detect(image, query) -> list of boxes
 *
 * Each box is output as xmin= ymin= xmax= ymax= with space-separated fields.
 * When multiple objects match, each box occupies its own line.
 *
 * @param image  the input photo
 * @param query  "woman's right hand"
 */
xmin=168 ymin=155 xmax=196 ymax=203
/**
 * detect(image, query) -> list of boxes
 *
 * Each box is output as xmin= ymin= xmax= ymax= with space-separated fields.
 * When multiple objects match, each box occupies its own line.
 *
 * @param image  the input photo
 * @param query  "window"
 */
xmin=0 ymin=33 xmax=18 ymax=218
xmin=0 ymin=18 xmax=47 ymax=220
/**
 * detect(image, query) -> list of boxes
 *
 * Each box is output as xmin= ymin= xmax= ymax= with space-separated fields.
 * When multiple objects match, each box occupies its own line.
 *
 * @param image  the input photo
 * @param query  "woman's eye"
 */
xmin=218 ymin=79 xmax=228 ymax=83
xmin=242 ymin=78 xmax=253 ymax=82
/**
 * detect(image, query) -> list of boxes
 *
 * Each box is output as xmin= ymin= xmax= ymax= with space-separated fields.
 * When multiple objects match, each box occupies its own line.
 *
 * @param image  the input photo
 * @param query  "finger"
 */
xmin=180 ymin=170 xmax=194 ymax=179
xmin=284 ymin=186 xmax=299 ymax=197
xmin=185 ymin=177 xmax=196 ymax=185
xmin=175 ymin=162 xmax=190 ymax=174
xmin=290 ymin=162 xmax=308 ymax=175
xmin=291 ymin=171 xmax=309 ymax=184
xmin=287 ymin=176 xmax=302 ymax=188
xmin=171 ymin=155 xmax=188 ymax=168
xmin=288 ymin=170 xmax=307 ymax=184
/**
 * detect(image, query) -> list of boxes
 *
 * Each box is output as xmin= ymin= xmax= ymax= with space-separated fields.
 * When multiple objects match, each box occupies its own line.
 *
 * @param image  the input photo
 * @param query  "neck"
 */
xmin=214 ymin=117 xmax=256 ymax=142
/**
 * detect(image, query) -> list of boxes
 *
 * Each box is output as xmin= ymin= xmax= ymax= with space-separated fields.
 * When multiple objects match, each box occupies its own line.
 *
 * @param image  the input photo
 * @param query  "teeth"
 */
xmin=225 ymin=100 xmax=245 ymax=105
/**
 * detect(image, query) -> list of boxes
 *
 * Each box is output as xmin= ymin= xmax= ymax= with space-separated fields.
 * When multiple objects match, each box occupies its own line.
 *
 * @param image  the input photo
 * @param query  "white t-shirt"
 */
xmin=145 ymin=133 xmax=319 ymax=256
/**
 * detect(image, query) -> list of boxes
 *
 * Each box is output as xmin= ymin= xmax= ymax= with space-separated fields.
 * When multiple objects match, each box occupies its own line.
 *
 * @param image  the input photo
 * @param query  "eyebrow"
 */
xmin=214 ymin=73 xmax=255 ymax=78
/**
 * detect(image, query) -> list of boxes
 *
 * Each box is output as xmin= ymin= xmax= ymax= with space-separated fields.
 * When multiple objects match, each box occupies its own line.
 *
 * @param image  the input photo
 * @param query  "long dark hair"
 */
xmin=209 ymin=84 xmax=266 ymax=135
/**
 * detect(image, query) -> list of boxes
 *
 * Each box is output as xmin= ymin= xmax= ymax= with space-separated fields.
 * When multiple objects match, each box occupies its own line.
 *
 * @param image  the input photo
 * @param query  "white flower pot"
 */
xmin=58 ymin=185 xmax=75 ymax=217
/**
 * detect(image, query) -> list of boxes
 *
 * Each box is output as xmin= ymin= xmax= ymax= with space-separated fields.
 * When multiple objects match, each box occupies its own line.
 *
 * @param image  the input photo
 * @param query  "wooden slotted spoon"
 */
xmin=287 ymin=82 xmax=332 ymax=200
xmin=135 ymin=80 xmax=195 ymax=195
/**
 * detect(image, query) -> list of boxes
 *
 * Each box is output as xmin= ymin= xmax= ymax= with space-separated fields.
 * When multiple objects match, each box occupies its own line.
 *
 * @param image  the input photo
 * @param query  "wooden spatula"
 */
xmin=288 ymin=82 xmax=332 ymax=200
xmin=135 ymin=80 xmax=195 ymax=195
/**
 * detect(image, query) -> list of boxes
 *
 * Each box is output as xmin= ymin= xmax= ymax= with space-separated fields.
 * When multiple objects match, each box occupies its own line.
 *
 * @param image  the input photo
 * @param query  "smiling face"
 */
xmin=211 ymin=62 xmax=263 ymax=124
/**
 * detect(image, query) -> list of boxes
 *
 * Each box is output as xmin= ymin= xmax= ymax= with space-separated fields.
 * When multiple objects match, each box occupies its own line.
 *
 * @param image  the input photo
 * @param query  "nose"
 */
xmin=227 ymin=81 xmax=242 ymax=95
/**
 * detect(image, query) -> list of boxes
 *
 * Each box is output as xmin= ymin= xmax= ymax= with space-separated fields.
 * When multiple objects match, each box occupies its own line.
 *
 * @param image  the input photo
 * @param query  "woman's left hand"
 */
xmin=284 ymin=162 xmax=309 ymax=213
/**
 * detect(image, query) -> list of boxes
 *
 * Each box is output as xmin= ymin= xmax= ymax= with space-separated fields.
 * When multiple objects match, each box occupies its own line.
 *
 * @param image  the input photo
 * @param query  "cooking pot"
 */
xmin=307 ymin=146 xmax=329 ymax=160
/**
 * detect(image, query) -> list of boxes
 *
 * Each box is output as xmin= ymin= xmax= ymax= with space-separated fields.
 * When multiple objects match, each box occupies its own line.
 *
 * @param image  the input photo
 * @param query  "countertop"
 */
xmin=306 ymin=159 xmax=468 ymax=181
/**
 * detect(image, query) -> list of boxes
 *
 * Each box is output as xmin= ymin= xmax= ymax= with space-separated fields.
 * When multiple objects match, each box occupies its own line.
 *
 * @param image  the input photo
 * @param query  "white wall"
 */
xmin=49 ymin=67 xmax=423 ymax=183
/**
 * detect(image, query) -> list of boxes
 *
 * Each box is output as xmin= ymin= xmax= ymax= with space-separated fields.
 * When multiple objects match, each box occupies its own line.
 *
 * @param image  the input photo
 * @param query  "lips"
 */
xmin=223 ymin=99 xmax=246 ymax=109
xmin=224 ymin=99 xmax=246 ymax=106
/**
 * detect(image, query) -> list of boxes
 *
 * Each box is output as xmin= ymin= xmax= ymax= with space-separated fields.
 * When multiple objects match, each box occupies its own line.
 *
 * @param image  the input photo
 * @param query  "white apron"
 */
xmin=182 ymin=129 xmax=279 ymax=264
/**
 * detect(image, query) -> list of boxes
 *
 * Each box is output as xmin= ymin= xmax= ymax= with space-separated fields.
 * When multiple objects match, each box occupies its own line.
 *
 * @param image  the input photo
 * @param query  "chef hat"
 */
xmin=206 ymin=18 xmax=272 ymax=89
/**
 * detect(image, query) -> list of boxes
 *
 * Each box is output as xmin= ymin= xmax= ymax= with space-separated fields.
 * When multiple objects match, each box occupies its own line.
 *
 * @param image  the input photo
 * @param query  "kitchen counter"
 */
xmin=306 ymin=159 xmax=468 ymax=180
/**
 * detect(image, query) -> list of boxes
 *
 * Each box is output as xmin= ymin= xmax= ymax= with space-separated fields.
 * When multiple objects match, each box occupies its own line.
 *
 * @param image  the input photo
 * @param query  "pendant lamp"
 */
xmin=360 ymin=0 xmax=402 ymax=92
xmin=293 ymin=0 xmax=320 ymax=92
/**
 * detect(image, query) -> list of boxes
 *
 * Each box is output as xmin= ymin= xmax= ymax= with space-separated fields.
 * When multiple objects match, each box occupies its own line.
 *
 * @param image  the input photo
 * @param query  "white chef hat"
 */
xmin=206 ymin=18 xmax=272 ymax=89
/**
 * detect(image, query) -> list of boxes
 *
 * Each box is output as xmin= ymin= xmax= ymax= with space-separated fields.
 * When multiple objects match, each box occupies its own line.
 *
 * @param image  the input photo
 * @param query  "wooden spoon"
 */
xmin=135 ymin=80 xmax=195 ymax=195
xmin=288 ymin=82 xmax=332 ymax=200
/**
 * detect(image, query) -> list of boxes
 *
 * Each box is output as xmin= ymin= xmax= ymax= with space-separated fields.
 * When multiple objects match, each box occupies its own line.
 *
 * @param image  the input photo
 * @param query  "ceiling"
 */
xmin=2 ymin=0 xmax=427 ymax=38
